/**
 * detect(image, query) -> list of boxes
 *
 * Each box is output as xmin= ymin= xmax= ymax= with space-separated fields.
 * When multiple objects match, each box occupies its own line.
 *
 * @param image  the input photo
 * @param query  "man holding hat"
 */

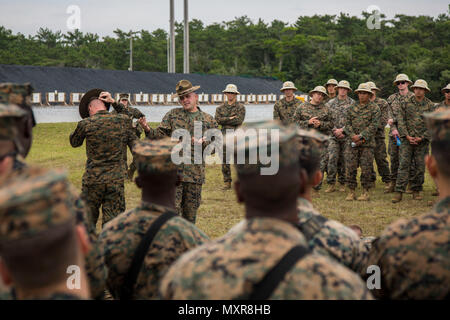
xmin=343 ymin=83 xmax=380 ymax=201
xmin=112 ymin=93 xmax=146 ymax=181
xmin=273 ymin=81 xmax=300 ymax=124
xmin=0 ymin=169 xmax=91 ymax=300
xmin=325 ymin=80 xmax=354 ymax=193
xmin=325 ymin=79 xmax=338 ymax=102
xmin=392 ymin=79 xmax=436 ymax=203
xmin=363 ymin=109 xmax=450 ymax=299
xmin=70 ymin=89 xmax=138 ymax=227
xmin=294 ymin=85 xmax=332 ymax=191
xmin=99 ymin=138 xmax=209 ymax=299
xmin=140 ymin=80 xmax=219 ymax=224
xmin=160 ymin=121 xmax=372 ymax=300
xmin=385 ymin=74 xmax=415 ymax=193
xmin=215 ymin=84 xmax=246 ymax=190
xmin=436 ymin=83 xmax=450 ymax=111
xmin=367 ymin=81 xmax=392 ymax=190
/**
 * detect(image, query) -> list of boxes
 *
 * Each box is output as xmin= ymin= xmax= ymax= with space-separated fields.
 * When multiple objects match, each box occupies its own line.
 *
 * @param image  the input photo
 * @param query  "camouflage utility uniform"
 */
xmin=364 ymin=196 xmax=450 ymax=299
xmin=394 ymin=95 xmax=436 ymax=193
xmin=273 ymin=97 xmax=300 ymax=124
xmin=160 ymin=217 xmax=373 ymax=299
xmin=387 ymin=91 xmax=414 ymax=183
xmin=145 ymin=107 xmax=219 ymax=223
xmin=344 ymin=102 xmax=380 ymax=190
xmin=371 ymin=97 xmax=392 ymax=184
xmin=326 ymin=96 xmax=354 ymax=186
xmin=70 ymin=110 xmax=137 ymax=226
xmin=99 ymin=202 xmax=209 ymax=299
xmin=294 ymin=101 xmax=332 ymax=188
xmin=214 ymin=101 xmax=246 ymax=183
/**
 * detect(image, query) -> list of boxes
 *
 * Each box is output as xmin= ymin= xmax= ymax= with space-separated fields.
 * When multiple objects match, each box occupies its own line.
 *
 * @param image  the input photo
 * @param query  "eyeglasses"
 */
xmin=397 ymin=81 xmax=407 ymax=85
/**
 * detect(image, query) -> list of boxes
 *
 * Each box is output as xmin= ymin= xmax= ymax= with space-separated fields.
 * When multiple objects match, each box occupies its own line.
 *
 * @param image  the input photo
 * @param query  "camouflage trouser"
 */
xmin=221 ymin=149 xmax=232 ymax=183
xmin=128 ymin=158 xmax=137 ymax=179
xmin=81 ymin=182 xmax=125 ymax=227
xmin=176 ymin=182 xmax=202 ymax=224
xmin=314 ymin=141 xmax=329 ymax=190
xmin=326 ymin=138 xmax=346 ymax=185
xmin=371 ymin=129 xmax=391 ymax=183
xmin=345 ymin=146 xmax=374 ymax=190
xmin=394 ymin=139 xmax=429 ymax=193
xmin=388 ymin=135 xmax=400 ymax=182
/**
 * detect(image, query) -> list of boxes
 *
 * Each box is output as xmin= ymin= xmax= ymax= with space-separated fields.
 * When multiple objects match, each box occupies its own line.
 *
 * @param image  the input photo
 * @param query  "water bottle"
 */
xmin=396 ymin=136 xmax=401 ymax=146
xmin=351 ymin=142 xmax=357 ymax=148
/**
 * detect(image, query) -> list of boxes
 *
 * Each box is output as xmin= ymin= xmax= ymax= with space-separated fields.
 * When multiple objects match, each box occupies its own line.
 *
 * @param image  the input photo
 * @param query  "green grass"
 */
xmin=27 ymin=123 xmax=437 ymax=239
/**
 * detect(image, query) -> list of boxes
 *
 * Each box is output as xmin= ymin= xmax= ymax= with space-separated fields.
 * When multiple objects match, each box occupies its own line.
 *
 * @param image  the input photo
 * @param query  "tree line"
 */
xmin=0 ymin=10 xmax=449 ymax=101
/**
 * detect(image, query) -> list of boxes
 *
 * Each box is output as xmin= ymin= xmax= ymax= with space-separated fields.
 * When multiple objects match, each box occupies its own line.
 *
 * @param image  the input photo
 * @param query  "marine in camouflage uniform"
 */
xmin=0 ymin=169 xmax=91 ymax=300
xmin=386 ymin=74 xmax=415 ymax=191
xmin=215 ymin=84 xmax=246 ymax=188
xmin=295 ymin=128 xmax=369 ymax=273
xmin=324 ymin=79 xmax=338 ymax=104
xmin=367 ymin=82 xmax=392 ymax=187
xmin=363 ymin=109 xmax=450 ymax=299
xmin=392 ymin=80 xmax=436 ymax=202
xmin=112 ymin=93 xmax=145 ymax=180
xmin=0 ymin=84 xmax=107 ymax=300
xmin=343 ymin=83 xmax=380 ymax=201
xmin=142 ymin=80 xmax=219 ymax=224
xmin=294 ymin=86 xmax=332 ymax=190
xmin=160 ymin=121 xmax=372 ymax=300
xmin=325 ymin=81 xmax=354 ymax=190
xmin=273 ymin=81 xmax=300 ymax=124
xmin=99 ymin=139 xmax=209 ymax=299
xmin=70 ymin=90 xmax=138 ymax=227
xmin=436 ymin=83 xmax=450 ymax=111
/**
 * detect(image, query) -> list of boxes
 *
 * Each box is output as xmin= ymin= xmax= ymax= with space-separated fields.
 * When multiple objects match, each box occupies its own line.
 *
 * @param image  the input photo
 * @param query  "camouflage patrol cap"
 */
xmin=424 ymin=109 xmax=450 ymax=142
xmin=0 ymin=169 xmax=76 ymax=244
xmin=132 ymin=138 xmax=178 ymax=174
xmin=0 ymin=82 xmax=36 ymax=126
xmin=296 ymin=128 xmax=329 ymax=164
xmin=173 ymin=80 xmax=200 ymax=98
xmin=119 ymin=93 xmax=130 ymax=100
xmin=226 ymin=120 xmax=299 ymax=175
xmin=0 ymin=103 xmax=27 ymax=156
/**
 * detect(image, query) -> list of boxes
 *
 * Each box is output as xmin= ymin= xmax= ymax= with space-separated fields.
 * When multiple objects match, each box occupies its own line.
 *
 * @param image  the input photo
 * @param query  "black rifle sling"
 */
xmin=120 ymin=211 xmax=177 ymax=300
xmin=248 ymin=245 xmax=310 ymax=300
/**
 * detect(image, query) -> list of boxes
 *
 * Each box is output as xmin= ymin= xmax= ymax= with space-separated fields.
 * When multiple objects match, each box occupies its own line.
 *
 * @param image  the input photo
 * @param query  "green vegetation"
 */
xmin=27 ymin=123 xmax=438 ymax=239
xmin=1 ymin=10 xmax=449 ymax=100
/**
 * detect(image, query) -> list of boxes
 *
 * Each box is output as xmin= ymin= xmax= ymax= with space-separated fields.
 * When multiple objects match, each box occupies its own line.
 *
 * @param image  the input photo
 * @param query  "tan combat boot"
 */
xmin=392 ymin=192 xmax=403 ymax=203
xmin=405 ymin=185 xmax=413 ymax=194
xmin=222 ymin=182 xmax=231 ymax=190
xmin=325 ymin=185 xmax=336 ymax=193
xmin=384 ymin=181 xmax=395 ymax=193
xmin=412 ymin=191 xmax=423 ymax=200
xmin=357 ymin=189 xmax=370 ymax=201
xmin=345 ymin=189 xmax=356 ymax=201
xmin=339 ymin=184 xmax=346 ymax=192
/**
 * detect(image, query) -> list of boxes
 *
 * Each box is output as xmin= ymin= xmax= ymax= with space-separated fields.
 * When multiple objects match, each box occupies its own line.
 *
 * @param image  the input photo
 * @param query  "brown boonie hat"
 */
xmin=0 ymin=169 xmax=76 ymax=244
xmin=411 ymin=79 xmax=431 ymax=92
xmin=173 ymin=80 xmax=200 ymax=98
xmin=0 ymin=82 xmax=36 ymax=126
xmin=309 ymin=86 xmax=328 ymax=97
xmin=393 ymin=74 xmax=413 ymax=85
xmin=336 ymin=80 xmax=352 ymax=91
xmin=424 ymin=109 xmax=450 ymax=142
xmin=354 ymin=83 xmax=374 ymax=95
xmin=133 ymin=138 xmax=179 ymax=174
xmin=366 ymin=81 xmax=380 ymax=91
xmin=79 ymin=88 xmax=111 ymax=119
xmin=226 ymin=120 xmax=299 ymax=175
xmin=280 ymin=81 xmax=298 ymax=92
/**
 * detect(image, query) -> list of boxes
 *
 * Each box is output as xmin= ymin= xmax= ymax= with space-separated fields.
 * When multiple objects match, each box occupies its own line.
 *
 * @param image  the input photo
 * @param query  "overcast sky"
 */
xmin=1 ymin=0 xmax=448 ymax=36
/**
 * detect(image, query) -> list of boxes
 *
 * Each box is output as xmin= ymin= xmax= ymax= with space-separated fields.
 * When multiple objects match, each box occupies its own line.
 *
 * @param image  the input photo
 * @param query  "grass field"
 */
xmin=27 ymin=122 xmax=437 ymax=239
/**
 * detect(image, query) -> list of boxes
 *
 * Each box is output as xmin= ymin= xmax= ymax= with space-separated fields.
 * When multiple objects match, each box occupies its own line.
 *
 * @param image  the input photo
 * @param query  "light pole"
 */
xmin=183 ymin=0 xmax=189 ymax=74
xmin=127 ymin=30 xmax=140 ymax=71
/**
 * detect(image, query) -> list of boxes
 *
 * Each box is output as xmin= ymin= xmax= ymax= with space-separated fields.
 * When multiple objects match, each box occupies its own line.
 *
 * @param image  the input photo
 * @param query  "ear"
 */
xmin=425 ymin=155 xmax=438 ymax=179
xmin=75 ymin=225 xmax=91 ymax=255
xmin=0 ymin=258 xmax=13 ymax=286
xmin=234 ymin=180 xmax=244 ymax=204
xmin=313 ymin=170 xmax=323 ymax=187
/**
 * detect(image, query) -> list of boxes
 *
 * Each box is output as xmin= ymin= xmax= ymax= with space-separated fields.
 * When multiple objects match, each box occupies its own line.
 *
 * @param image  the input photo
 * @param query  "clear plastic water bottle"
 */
xmin=396 ymin=136 xmax=401 ymax=146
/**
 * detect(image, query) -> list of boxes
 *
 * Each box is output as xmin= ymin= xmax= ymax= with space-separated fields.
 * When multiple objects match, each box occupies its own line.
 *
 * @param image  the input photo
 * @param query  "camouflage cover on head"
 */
xmin=132 ymin=138 xmax=178 ymax=174
xmin=296 ymin=128 xmax=330 ymax=164
xmin=0 ymin=103 xmax=27 ymax=140
xmin=225 ymin=120 xmax=299 ymax=175
xmin=119 ymin=93 xmax=129 ymax=100
xmin=0 ymin=169 xmax=75 ymax=244
xmin=424 ymin=109 xmax=450 ymax=142
xmin=0 ymin=82 xmax=35 ymax=126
